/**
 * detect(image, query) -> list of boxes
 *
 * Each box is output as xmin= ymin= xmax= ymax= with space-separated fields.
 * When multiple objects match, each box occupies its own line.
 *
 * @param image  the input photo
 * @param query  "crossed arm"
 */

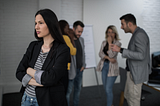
xmin=26 ymin=68 xmax=43 ymax=86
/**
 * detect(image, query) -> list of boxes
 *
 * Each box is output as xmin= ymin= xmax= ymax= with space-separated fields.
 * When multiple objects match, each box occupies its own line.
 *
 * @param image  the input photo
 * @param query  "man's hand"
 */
xmin=110 ymin=44 xmax=121 ymax=52
xmin=80 ymin=67 xmax=84 ymax=72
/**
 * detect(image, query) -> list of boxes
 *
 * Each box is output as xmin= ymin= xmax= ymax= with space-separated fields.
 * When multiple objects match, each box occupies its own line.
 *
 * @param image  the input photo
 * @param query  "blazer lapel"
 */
xmin=42 ymin=41 xmax=59 ymax=70
xmin=30 ymin=41 xmax=43 ymax=68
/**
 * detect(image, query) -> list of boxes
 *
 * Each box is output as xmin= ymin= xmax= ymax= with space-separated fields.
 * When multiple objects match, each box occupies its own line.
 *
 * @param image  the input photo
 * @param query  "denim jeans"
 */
xmin=102 ymin=61 xmax=117 ymax=106
xmin=21 ymin=92 xmax=39 ymax=106
xmin=66 ymin=68 xmax=83 ymax=106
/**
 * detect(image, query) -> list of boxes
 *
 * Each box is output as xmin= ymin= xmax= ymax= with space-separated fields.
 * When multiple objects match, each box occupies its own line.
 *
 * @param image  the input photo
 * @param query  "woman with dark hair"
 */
xmin=59 ymin=20 xmax=76 ymax=47
xmin=58 ymin=20 xmax=76 ymax=94
xmin=96 ymin=25 xmax=121 ymax=106
xmin=16 ymin=9 xmax=70 ymax=106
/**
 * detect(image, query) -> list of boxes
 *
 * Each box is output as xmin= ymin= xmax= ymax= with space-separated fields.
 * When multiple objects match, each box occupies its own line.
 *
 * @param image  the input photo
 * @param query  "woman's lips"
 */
xmin=37 ymin=31 xmax=40 ymax=34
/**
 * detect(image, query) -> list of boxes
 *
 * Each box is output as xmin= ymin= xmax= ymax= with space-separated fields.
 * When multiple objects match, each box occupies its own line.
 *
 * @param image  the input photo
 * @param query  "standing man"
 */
xmin=66 ymin=21 xmax=86 ymax=106
xmin=111 ymin=14 xmax=151 ymax=106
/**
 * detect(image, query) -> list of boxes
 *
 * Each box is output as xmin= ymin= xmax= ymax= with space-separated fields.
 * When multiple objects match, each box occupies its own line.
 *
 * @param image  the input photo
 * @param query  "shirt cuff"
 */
xmin=34 ymin=70 xmax=44 ymax=84
xmin=22 ymin=74 xmax=32 ymax=87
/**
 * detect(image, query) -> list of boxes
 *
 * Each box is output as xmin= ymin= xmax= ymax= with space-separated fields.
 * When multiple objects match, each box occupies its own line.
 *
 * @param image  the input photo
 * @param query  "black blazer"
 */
xmin=16 ymin=40 xmax=70 ymax=106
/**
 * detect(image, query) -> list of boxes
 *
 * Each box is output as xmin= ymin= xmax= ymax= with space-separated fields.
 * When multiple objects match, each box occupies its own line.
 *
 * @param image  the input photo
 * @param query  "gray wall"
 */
xmin=0 ymin=0 xmax=38 ymax=92
xmin=0 ymin=0 xmax=38 ymax=105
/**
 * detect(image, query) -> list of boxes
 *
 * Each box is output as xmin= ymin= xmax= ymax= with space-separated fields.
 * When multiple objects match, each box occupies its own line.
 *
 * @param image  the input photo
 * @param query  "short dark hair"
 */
xmin=120 ymin=13 xmax=136 ymax=25
xmin=58 ymin=20 xmax=69 ymax=35
xmin=73 ymin=20 xmax=84 ymax=29
xmin=34 ymin=9 xmax=65 ymax=44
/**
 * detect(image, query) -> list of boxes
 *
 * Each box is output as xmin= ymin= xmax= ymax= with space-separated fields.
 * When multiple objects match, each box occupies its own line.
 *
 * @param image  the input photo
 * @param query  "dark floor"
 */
xmin=2 ymin=83 xmax=160 ymax=106
xmin=69 ymin=83 xmax=160 ymax=106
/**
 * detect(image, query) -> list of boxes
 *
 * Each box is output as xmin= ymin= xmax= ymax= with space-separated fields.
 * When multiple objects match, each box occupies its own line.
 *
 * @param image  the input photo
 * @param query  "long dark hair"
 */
xmin=58 ymin=20 xmax=69 ymax=35
xmin=34 ymin=9 xmax=65 ymax=44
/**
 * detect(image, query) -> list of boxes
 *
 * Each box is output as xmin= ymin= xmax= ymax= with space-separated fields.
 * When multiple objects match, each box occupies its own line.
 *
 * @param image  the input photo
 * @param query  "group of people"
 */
xmin=97 ymin=14 xmax=150 ymax=106
xmin=16 ymin=8 xmax=151 ymax=106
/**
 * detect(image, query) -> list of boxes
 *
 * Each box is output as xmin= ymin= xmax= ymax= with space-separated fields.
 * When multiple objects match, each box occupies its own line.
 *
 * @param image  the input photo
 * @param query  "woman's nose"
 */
xmin=35 ymin=24 xmax=39 ymax=29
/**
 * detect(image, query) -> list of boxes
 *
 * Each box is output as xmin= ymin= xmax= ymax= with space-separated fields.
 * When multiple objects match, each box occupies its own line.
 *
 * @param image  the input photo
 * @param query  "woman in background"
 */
xmin=59 ymin=20 xmax=76 ymax=94
xmin=96 ymin=25 xmax=121 ymax=106
xmin=16 ymin=9 xmax=69 ymax=106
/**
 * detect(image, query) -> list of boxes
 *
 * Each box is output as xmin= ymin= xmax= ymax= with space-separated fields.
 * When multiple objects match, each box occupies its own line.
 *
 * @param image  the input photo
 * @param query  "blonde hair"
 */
xmin=105 ymin=25 xmax=120 ymax=40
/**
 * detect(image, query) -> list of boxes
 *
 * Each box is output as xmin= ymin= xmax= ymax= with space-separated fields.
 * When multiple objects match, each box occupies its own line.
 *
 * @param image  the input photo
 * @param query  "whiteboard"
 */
xmin=81 ymin=25 xmax=96 ymax=68
xmin=70 ymin=25 xmax=96 ymax=68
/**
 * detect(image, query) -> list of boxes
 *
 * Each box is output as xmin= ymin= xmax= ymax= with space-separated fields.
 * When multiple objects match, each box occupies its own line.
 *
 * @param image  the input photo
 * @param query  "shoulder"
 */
xmin=100 ymin=40 xmax=106 ymax=48
xmin=63 ymin=35 xmax=70 ymax=40
xmin=102 ymin=40 xmax=106 ymax=43
xmin=28 ymin=40 xmax=41 ymax=48
xmin=57 ymin=42 xmax=70 ymax=52
xmin=114 ymin=40 xmax=121 ymax=45
xmin=135 ymin=27 xmax=148 ymax=37
xmin=135 ymin=27 xmax=149 ymax=41
xmin=79 ymin=37 xmax=84 ymax=41
xmin=102 ymin=40 xmax=107 ymax=45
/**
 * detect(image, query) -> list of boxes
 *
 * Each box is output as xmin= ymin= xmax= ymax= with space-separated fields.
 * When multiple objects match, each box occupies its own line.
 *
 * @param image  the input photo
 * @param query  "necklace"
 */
xmin=42 ymin=45 xmax=50 ymax=53
xmin=42 ymin=46 xmax=50 ymax=49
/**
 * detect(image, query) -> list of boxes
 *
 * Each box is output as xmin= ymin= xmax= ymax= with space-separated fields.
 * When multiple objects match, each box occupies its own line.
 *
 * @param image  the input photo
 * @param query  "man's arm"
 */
xmin=111 ymin=33 xmax=149 ymax=60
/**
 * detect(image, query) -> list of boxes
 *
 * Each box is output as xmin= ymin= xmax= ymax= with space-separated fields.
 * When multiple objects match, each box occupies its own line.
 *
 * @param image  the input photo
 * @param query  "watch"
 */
xmin=120 ymin=48 xmax=124 ymax=53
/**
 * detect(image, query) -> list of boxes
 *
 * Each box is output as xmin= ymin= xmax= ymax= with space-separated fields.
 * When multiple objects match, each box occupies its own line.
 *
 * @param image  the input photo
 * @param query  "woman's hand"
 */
xmin=107 ymin=36 xmax=113 ymax=44
xmin=104 ymin=55 xmax=109 ymax=60
xmin=104 ymin=55 xmax=116 ymax=63
xmin=108 ymin=58 xmax=116 ymax=63
xmin=28 ymin=78 xmax=43 ymax=86
xmin=27 ymin=67 xmax=36 ymax=78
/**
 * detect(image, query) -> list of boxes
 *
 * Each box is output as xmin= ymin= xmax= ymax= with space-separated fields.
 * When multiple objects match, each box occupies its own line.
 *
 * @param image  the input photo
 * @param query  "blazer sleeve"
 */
xmin=122 ymin=32 xmax=149 ymax=60
xmin=63 ymin=35 xmax=76 ymax=55
xmin=81 ymin=37 xmax=86 ymax=68
xmin=99 ymin=41 xmax=106 ymax=59
xmin=40 ymin=44 xmax=70 ymax=86
xmin=107 ymin=41 xmax=121 ymax=58
xmin=16 ymin=41 xmax=36 ymax=82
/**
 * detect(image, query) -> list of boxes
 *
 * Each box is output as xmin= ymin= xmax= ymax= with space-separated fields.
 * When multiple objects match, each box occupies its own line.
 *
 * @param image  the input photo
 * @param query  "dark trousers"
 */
xmin=62 ymin=70 xmax=69 ymax=95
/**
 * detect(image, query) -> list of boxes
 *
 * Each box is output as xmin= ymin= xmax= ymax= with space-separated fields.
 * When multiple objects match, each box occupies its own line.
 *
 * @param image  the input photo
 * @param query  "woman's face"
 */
xmin=68 ymin=29 xmax=74 ymax=38
xmin=35 ymin=14 xmax=50 ymax=38
xmin=107 ymin=28 xmax=115 ymax=40
xmin=64 ymin=24 xmax=69 ymax=35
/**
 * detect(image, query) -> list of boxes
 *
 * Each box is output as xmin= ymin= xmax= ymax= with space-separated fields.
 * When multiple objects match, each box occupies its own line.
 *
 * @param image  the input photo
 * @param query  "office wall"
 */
xmin=39 ymin=0 xmax=83 ymax=25
xmin=0 ymin=0 xmax=38 ymax=91
xmin=142 ymin=0 xmax=160 ymax=53
xmin=0 ymin=0 xmax=38 ymax=105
